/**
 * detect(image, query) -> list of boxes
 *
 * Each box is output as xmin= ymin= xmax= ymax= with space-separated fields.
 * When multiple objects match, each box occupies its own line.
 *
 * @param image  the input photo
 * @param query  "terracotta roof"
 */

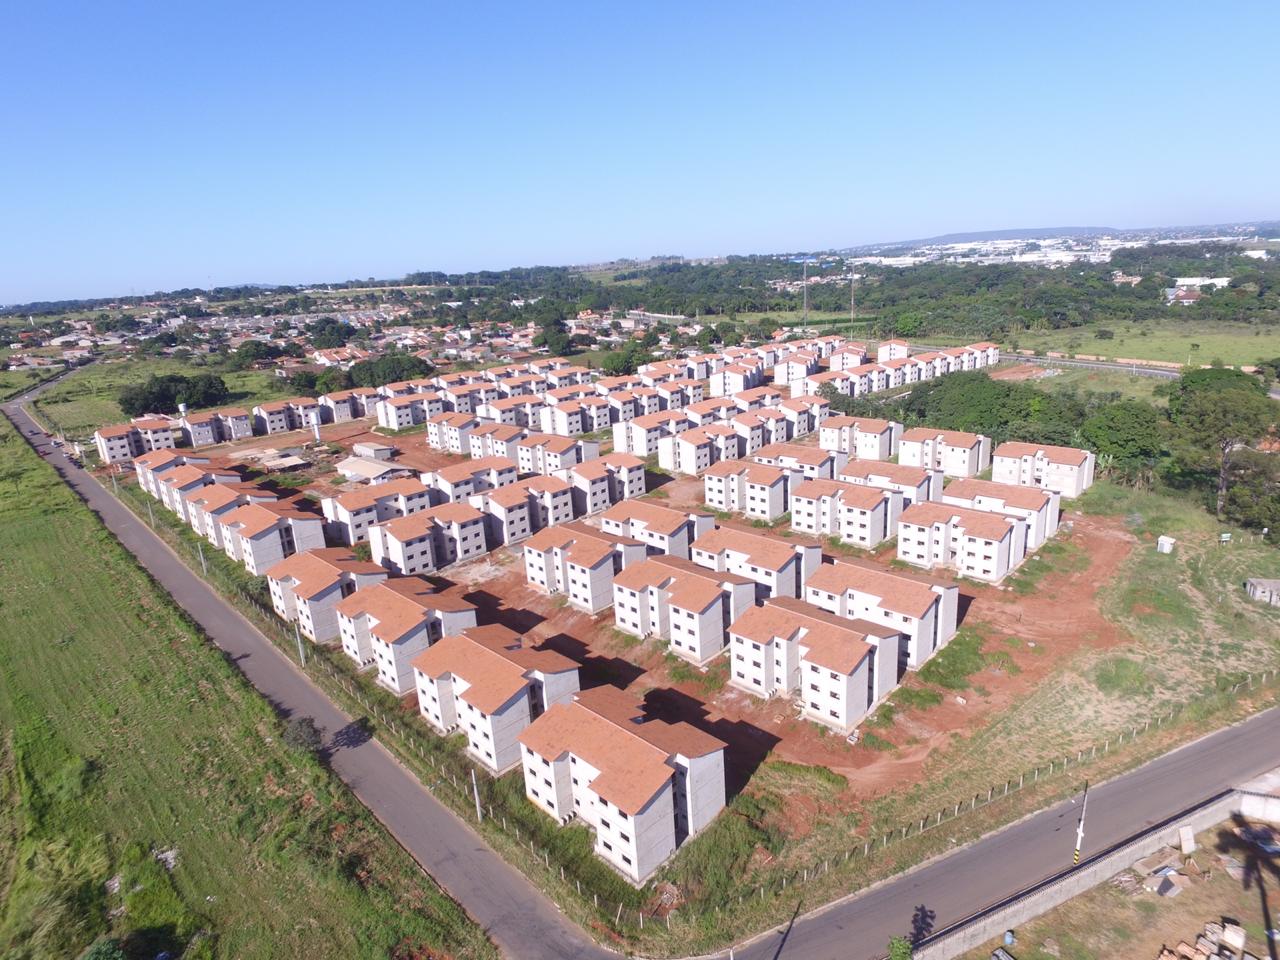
xmin=613 ymin=555 xmax=750 ymax=611
xmin=432 ymin=456 xmax=516 ymax=484
xmin=900 ymin=427 xmax=983 ymax=447
xmin=160 ymin=464 xmax=237 ymax=489
xmin=791 ymin=478 xmax=889 ymax=510
xmin=133 ymin=448 xmax=195 ymax=469
xmin=943 ymin=477 xmax=1056 ymax=511
xmin=754 ymin=442 xmax=833 ymax=467
xmin=133 ymin=418 xmax=175 ymax=431
xmin=429 ymin=412 xmax=479 ymax=428
xmin=183 ymin=482 xmax=274 ymax=511
xmin=601 ymin=500 xmax=702 ymax=537
xmin=993 ymin=441 xmax=1090 ymax=467
xmin=96 ymin=423 xmax=136 ymax=438
xmin=839 ymin=460 xmax=932 ymax=486
xmin=337 ymin=577 xmax=475 ymax=644
xmin=730 ymin=598 xmax=876 ymax=675
xmin=691 ymin=526 xmax=804 ymax=572
xmin=899 ymin=501 xmax=1017 ymax=542
xmin=330 ymin=478 xmax=430 ymax=512
xmin=632 ymin=410 xmax=689 ymax=429
xmin=412 ymin=626 xmax=577 ymax=714
xmin=264 ymin=547 xmax=385 ymax=600
xmin=220 ymin=501 xmax=318 ymax=539
xmin=806 ymin=558 xmax=948 ymax=618
xmin=822 ymin=415 xmax=894 ymax=433
xmin=518 ymin=432 xmax=578 ymax=454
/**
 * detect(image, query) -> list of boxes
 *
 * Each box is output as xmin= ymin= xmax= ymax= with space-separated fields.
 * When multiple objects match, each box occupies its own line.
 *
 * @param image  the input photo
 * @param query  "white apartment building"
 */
xmin=612 ymin=555 xmax=755 ymax=664
xmin=942 ymin=477 xmax=1060 ymax=549
xmin=518 ymin=686 xmax=726 ymax=883
xmin=425 ymin=413 xmax=478 ymax=454
xmin=689 ymin=526 xmax=821 ymax=600
xmin=182 ymin=482 xmax=278 ymax=548
xmin=701 ymin=460 xmax=792 ymax=522
xmin=898 ymin=428 xmax=992 ymax=478
xmin=752 ymin=442 xmax=844 ymax=480
xmin=367 ymin=502 xmax=489 ymax=575
xmin=839 ymin=459 xmax=942 ymax=507
xmin=727 ymin=597 xmax=900 ymax=734
xmin=320 ymin=478 xmax=434 ymax=545
xmin=559 ymin=453 xmax=646 ymax=516
xmin=991 ymin=442 xmax=1096 ymax=498
xmin=656 ymin=424 xmax=742 ymax=476
xmin=517 ymin=433 xmax=599 ymax=475
xmin=468 ymin=423 xmax=527 ymax=461
xmin=414 ymin=625 xmax=580 ymax=774
xmin=265 ymin=547 xmax=387 ymax=644
xmin=336 ymin=577 xmax=478 ymax=688
xmin=896 ymin=501 xmax=1028 ymax=583
xmin=804 ymin=557 xmax=958 ymax=671
xmin=522 ymin=521 xmax=647 ymax=613
xmin=376 ymin=393 xmax=443 ymax=430
xmin=157 ymin=463 xmax=242 ymax=522
xmin=598 ymin=501 xmax=714 ymax=560
xmin=93 ymin=418 xmax=177 ymax=465
xmin=612 ymin=411 xmax=690 ymax=457
xmin=876 ymin=339 xmax=910 ymax=362
xmin=217 ymin=501 xmax=326 ymax=576
xmin=818 ymin=416 xmax=902 ymax=460
xmin=422 ymin=456 xmax=518 ymax=504
xmin=789 ymin=479 xmax=902 ymax=548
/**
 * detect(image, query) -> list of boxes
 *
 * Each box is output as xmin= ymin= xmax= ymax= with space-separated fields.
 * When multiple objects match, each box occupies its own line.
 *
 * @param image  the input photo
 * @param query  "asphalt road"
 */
xmin=7 ymin=375 xmax=1279 ymax=960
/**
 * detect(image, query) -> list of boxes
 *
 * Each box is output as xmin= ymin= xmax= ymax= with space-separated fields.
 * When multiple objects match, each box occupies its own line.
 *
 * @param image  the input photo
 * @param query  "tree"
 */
xmin=888 ymin=935 xmax=913 ymax=960
xmin=1172 ymin=387 xmax=1276 ymax=516
xmin=282 ymin=716 xmax=323 ymax=755
xmin=315 ymin=367 xmax=353 ymax=394
xmin=1080 ymin=401 xmax=1163 ymax=472
xmin=82 ymin=941 xmax=128 ymax=960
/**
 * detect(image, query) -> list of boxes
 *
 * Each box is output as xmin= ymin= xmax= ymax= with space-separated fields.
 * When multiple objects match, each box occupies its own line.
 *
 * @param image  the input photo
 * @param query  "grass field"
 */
xmin=0 ymin=418 xmax=495 ymax=960
xmin=1007 ymin=365 xmax=1172 ymax=404
xmin=1005 ymin=319 xmax=1280 ymax=368
xmin=33 ymin=357 xmax=291 ymax=437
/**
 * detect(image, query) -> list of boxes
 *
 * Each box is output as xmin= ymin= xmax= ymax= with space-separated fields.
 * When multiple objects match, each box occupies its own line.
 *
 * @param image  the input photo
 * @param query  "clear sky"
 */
xmin=3 ymin=0 xmax=1278 ymax=303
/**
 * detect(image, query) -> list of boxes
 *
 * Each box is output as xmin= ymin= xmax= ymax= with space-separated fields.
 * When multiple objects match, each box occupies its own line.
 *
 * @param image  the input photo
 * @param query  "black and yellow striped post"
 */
xmin=1073 ymin=780 xmax=1090 ymax=866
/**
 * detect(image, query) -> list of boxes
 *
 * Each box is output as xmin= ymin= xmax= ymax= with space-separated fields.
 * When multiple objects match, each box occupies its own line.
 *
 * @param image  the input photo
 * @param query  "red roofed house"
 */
xmin=265 ymin=547 xmax=388 ymax=643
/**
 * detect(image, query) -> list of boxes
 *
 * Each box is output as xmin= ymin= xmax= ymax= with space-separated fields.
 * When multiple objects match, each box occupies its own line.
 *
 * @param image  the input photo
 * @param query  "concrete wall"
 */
xmin=913 ymin=790 xmax=1241 ymax=960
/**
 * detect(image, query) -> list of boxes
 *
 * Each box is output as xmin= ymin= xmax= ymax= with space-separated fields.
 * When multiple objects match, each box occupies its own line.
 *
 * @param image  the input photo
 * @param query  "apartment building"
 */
xmin=727 ymin=598 xmax=899 ymax=734
xmin=789 ymin=479 xmax=902 ymax=548
xmin=599 ymin=501 xmax=714 ymax=560
xmin=182 ymin=482 xmax=277 ymax=548
xmin=480 ymin=394 xmax=543 ymax=428
xmin=468 ymin=422 xmax=527 ymax=461
xmin=708 ymin=361 xmax=764 ymax=397
xmin=516 ymin=433 xmax=599 ymax=475
xmin=777 ymin=395 xmax=829 ymax=436
xmin=818 ymin=416 xmax=902 ymax=460
xmin=684 ymin=398 xmax=739 ymax=426
xmin=93 ymin=418 xmax=176 ymax=465
xmin=336 ymin=578 xmax=478 ymax=692
xmin=689 ymin=526 xmax=821 ymax=600
xmin=319 ymin=388 xmax=379 ymax=423
xmin=518 ymin=686 xmax=726 ymax=883
xmin=991 ymin=442 xmax=1096 ymax=498
xmin=425 ymin=412 xmax=478 ymax=454
xmin=469 ymin=475 xmax=574 ymax=547
xmin=218 ymin=501 xmax=326 ymax=576
xmin=942 ymin=477 xmax=1059 ymax=549
xmin=559 ymin=453 xmax=646 ymax=516
xmin=733 ymin=386 xmax=784 ymax=412
xmin=701 ymin=460 xmax=792 ymax=522
xmin=157 ymin=463 xmax=242 ymax=522
xmin=612 ymin=555 xmax=755 ymax=664
xmin=367 ymin=502 xmax=488 ymax=574
xmin=752 ymin=442 xmax=844 ymax=480
xmin=876 ymin=339 xmax=910 ymax=362
xmin=828 ymin=344 xmax=869 ymax=371
xmin=773 ymin=351 xmax=819 ymax=386
xmin=804 ymin=557 xmax=958 ymax=670
xmin=422 ymin=456 xmax=518 ymax=504
xmin=414 ymin=625 xmax=580 ymax=775
xmin=252 ymin=398 xmax=320 ymax=434
xmin=522 ymin=521 xmax=647 ymax=613
xmin=320 ymin=478 xmax=433 ymax=545
xmin=656 ymin=424 xmax=742 ymax=476
xmin=265 ymin=547 xmax=387 ymax=643
xmin=177 ymin=410 xmax=219 ymax=447
xmin=898 ymin=428 xmax=992 ymax=478
xmin=133 ymin=448 xmax=213 ymax=498
xmin=839 ymin=459 xmax=942 ymax=507
xmin=896 ymin=501 xmax=1028 ymax=583
xmin=375 ymin=393 xmax=443 ymax=430
xmin=612 ymin=411 xmax=690 ymax=457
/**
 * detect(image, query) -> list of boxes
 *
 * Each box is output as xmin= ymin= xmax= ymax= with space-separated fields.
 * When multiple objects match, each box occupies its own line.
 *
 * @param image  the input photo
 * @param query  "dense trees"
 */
xmin=118 ymin=374 xmax=230 ymax=416
xmin=1171 ymin=385 xmax=1276 ymax=516
xmin=347 ymin=352 xmax=432 ymax=388
xmin=306 ymin=317 xmax=352 ymax=349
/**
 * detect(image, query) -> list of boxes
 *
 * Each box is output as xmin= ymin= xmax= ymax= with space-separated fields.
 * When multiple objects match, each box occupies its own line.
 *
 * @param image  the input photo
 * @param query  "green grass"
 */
xmin=762 ymin=761 xmax=847 ymax=791
xmin=33 ymin=358 xmax=292 ymax=436
xmin=1001 ymin=319 xmax=1280 ymax=368
xmin=0 ymin=418 xmax=495 ymax=960
xmin=859 ymin=731 xmax=896 ymax=752
xmin=1024 ymin=365 xmax=1170 ymax=405
xmin=0 ymin=366 xmax=63 ymax=401
xmin=1007 ymin=538 xmax=1088 ymax=595
xmin=891 ymin=686 xmax=944 ymax=710
xmin=1093 ymin=657 xmax=1152 ymax=695
xmin=917 ymin=630 xmax=988 ymax=690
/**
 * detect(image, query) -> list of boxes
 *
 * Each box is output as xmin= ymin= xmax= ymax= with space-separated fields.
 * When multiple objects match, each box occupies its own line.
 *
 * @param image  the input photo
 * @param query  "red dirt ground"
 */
xmin=988 ymin=363 xmax=1050 ymax=382
xmin=423 ymin=509 xmax=1136 ymax=805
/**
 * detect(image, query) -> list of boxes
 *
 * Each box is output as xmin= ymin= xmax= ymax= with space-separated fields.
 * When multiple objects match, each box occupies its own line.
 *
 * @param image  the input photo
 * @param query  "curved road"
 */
xmin=7 ymin=375 xmax=1279 ymax=960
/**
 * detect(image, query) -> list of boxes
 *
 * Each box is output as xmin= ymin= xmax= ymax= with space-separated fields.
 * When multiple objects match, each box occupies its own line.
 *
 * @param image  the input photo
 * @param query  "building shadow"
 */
xmin=644 ymin=469 xmax=674 ymax=492
xmin=956 ymin=591 xmax=976 ymax=626
xmin=462 ymin=589 xmax=548 ymax=634
xmin=637 ymin=686 xmax=780 ymax=798
xmin=539 ymin=631 xmax=647 ymax=689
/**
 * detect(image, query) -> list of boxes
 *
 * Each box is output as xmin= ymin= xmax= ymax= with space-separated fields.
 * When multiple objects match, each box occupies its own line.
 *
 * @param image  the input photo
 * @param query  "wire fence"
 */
xmin=114 ymin=475 xmax=1280 ymax=949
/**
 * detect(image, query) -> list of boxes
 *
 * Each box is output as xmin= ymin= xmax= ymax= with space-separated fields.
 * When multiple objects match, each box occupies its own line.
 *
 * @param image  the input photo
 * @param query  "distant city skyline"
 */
xmin=4 ymin=0 xmax=1278 ymax=303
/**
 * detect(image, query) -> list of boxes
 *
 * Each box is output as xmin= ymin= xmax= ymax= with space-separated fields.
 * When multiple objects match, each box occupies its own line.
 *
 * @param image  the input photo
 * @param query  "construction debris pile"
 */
xmin=1156 ymin=920 xmax=1257 ymax=960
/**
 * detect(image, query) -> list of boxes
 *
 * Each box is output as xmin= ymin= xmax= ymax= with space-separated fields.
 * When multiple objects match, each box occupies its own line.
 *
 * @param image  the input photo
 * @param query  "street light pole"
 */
xmin=1073 ymin=780 xmax=1090 ymax=865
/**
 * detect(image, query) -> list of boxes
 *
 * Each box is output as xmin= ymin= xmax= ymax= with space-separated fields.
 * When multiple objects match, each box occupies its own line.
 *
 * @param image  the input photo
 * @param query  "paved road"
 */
xmin=8 ymin=376 xmax=1280 ymax=960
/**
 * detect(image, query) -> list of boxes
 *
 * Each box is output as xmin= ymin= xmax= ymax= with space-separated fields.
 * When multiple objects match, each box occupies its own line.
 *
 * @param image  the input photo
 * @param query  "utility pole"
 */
xmin=146 ymin=501 xmax=155 ymax=526
xmin=471 ymin=768 xmax=483 ymax=822
xmin=197 ymin=540 xmax=208 ymax=576
xmin=850 ymin=269 xmax=857 ymax=339
xmin=294 ymin=621 xmax=306 ymax=667
xmin=1073 ymin=780 xmax=1090 ymax=865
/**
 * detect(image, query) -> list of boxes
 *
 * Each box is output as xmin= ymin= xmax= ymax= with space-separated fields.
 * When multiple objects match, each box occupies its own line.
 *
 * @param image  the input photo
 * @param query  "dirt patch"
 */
xmin=988 ymin=363 xmax=1054 ymax=382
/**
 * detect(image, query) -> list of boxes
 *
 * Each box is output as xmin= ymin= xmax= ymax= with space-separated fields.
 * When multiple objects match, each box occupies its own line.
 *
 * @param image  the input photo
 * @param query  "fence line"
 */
xmin=113 ymin=479 xmax=1280 ymax=941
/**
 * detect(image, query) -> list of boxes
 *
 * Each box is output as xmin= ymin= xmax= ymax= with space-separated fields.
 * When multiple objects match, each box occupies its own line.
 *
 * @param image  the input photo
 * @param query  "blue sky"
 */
xmin=3 ymin=0 xmax=1278 ymax=303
